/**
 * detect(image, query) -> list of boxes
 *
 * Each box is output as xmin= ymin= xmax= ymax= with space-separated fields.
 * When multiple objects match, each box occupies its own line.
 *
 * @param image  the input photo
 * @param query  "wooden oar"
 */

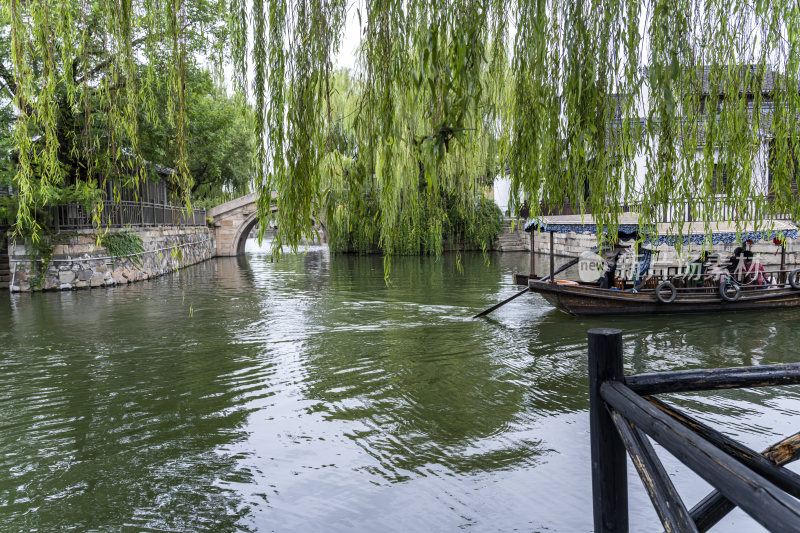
xmin=472 ymin=254 xmax=582 ymax=319
xmin=471 ymin=287 xmax=531 ymax=318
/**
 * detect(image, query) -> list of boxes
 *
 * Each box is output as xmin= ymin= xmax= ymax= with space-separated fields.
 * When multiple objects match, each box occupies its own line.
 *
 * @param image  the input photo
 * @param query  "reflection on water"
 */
xmin=0 ymin=240 xmax=798 ymax=531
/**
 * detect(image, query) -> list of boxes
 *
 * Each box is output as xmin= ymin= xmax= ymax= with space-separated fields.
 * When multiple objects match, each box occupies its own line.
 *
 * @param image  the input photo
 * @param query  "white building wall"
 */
xmin=493 ymin=176 xmax=512 ymax=216
xmin=626 ymin=138 xmax=773 ymax=208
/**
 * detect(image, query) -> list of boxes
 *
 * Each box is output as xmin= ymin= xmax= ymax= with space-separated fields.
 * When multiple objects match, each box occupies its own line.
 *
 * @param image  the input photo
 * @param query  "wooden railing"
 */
xmin=44 ymin=200 xmax=207 ymax=230
xmin=589 ymin=328 xmax=800 ymax=532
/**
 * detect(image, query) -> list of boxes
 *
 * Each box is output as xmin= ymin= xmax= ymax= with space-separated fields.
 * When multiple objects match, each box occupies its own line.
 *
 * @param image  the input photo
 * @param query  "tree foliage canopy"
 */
xmin=137 ymin=66 xmax=254 ymax=206
xmin=0 ymin=1 xmax=250 ymax=233
xmin=320 ymin=70 xmax=502 ymax=259
xmin=5 ymin=0 xmax=800 ymax=249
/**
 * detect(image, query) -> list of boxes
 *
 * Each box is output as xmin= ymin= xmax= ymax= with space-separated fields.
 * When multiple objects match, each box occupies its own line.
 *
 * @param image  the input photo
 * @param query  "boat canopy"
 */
xmin=524 ymin=214 xmax=798 ymax=245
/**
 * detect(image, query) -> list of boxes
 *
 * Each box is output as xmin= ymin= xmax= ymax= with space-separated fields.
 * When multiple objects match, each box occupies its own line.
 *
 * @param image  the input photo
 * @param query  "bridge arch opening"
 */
xmin=209 ymin=193 xmax=326 ymax=256
xmin=233 ymin=212 xmax=262 ymax=255
xmin=234 ymin=210 xmax=326 ymax=256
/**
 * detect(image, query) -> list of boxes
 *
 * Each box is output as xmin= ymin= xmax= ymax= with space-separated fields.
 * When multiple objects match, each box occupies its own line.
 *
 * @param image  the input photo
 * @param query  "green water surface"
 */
xmin=1 ymin=242 xmax=798 ymax=532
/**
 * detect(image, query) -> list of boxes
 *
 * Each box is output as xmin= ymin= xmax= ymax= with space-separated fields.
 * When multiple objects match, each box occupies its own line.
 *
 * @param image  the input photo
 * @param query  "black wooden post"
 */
xmin=781 ymin=243 xmax=787 ymax=285
xmin=549 ymin=230 xmax=555 ymax=283
xmin=530 ymin=230 xmax=535 ymax=277
xmin=589 ymin=328 xmax=628 ymax=533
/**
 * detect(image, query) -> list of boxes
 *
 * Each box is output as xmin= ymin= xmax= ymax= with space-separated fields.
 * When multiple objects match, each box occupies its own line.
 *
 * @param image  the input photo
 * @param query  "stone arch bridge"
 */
xmin=209 ymin=193 xmax=326 ymax=256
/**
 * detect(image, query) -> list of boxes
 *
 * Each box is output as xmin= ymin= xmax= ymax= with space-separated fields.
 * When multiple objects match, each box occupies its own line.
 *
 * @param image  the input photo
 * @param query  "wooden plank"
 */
xmin=601 ymin=381 xmax=800 ymax=531
xmin=588 ymin=329 xmax=628 ymax=533
xmin=608 ymin=409 xmax=698 ymax=533
xmin=691 ymin=431 xmax=800 ymax=532
xmin=625 ymin=362 xmax=800 ymax=395
xmin=512 ymin=273 xmax=530 ymax=287
xmin=647 ymin=396 xmax=800 ymax=498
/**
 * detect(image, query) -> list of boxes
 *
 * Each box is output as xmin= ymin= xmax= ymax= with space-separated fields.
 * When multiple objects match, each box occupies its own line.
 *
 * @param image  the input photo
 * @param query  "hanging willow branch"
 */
xmin=5 ymin=0 xmax=800 ymax=254
xmin=2 ymin=0 xmax=203 ymax=239
xmin=244 ymin=0 xmax=800 ymax=257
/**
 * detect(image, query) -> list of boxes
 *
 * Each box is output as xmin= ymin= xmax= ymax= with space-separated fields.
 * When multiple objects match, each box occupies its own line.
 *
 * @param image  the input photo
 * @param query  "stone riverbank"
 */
xmin=7 ymin=226 xmax=214 ymax=292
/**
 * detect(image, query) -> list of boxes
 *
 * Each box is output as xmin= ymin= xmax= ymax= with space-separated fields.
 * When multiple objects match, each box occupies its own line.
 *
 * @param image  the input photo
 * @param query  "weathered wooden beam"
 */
xmin=764 ymin=432 xmax=800 ymax=465
xmin=690 ymin=431 xmax=800 ymax=532
xmin=608 ymin=409 xmax=697 ymax=533
xmin=625 ymin=362 xmax=800 ymax=395
xmin=648 ymin=396 xmax=800 ymax=500
xmin=689 ymin=493 xmax=735 ymax=533
xmin=589 ymin=329 xmax=628 ymax=533
xmin=601 ymin=381 xmax=800 ymax=531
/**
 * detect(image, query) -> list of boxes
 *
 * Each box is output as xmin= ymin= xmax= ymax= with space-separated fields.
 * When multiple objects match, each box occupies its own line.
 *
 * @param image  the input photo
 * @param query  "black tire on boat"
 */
xmin=655 ymin=281 xmax=677 ymax=304
xmin=719 ymin=280 xmax=741 ymax=302
xmin=790 ymin=269 xmax=800 ymax=290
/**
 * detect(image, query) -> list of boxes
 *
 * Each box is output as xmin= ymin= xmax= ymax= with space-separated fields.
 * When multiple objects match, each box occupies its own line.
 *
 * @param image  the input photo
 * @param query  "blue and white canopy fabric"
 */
xmin=524 ymin=214 xmax=641 ymax=238
xmin=648 ymin=220 xmax=798 ymax=246
xmin=524 ymin=214 xmax=798 ymax=245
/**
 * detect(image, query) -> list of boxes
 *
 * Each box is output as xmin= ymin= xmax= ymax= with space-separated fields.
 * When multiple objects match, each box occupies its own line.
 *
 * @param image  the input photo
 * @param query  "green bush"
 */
xmin=326 ymin=190 xmax=503 ymax=255
xmin=101 ymin=231 xmax=145 ymax=266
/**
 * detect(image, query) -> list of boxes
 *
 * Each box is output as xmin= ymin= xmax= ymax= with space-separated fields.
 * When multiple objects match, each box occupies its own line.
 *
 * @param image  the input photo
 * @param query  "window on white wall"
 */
xmin=711 ymin=164 xmax=728 ymax=194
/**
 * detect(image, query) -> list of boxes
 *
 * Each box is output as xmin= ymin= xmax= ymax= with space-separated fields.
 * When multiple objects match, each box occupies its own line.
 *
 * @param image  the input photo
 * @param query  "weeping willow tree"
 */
xmin=320 ymin=69 xmax=503 ymax=257
xmin=2 ymin=0 xmax=228 ymax=239
xmin=5 ymin=0 xmax=800 ymax=252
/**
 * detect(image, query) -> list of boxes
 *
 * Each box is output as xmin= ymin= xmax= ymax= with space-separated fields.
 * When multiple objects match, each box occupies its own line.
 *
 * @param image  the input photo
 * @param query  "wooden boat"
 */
xmin=516 ymin=215 xmax=800 ymax=316
xmin=527 ymin=278 xmax=800 ymax=316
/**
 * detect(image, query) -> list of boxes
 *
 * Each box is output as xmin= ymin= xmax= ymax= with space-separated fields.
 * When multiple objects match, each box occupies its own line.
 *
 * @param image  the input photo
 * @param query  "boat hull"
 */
xmin=528 ymin=279 xmax=800 ymax=316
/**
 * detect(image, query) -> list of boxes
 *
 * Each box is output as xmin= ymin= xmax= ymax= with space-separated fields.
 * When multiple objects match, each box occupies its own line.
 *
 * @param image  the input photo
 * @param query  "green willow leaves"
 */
xmin=2 ymin=0 xmax=227 ymax=239
xmin=5 ymin=0 xmax=800 ymax=251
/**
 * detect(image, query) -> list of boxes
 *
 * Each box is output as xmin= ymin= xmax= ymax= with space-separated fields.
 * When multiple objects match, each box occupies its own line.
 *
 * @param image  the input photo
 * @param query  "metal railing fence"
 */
xmin=44 ymin=201 xmax=207 ymax=230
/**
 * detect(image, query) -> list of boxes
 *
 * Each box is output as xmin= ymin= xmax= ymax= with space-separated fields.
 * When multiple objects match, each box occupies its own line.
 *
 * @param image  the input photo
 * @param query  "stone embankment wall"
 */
xmin=8 ymin=226 xmax=214 ymax=292
xmin=495 ymin=223 xmax=800 ymax=265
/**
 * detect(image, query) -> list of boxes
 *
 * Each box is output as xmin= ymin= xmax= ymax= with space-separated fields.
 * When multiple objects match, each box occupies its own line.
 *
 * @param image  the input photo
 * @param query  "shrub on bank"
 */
xmin=326 ymin=191 xmax=503 ymax=255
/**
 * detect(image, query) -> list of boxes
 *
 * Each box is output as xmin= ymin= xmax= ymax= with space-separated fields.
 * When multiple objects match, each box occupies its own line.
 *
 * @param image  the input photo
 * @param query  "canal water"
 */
xmin=1 ymin=241 xmax=799 ymax=532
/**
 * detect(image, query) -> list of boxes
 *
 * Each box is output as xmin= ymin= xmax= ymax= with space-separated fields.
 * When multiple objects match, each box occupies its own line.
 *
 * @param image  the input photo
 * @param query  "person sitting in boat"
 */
xmin=599 ymin=251 xmax=623 ymax=289
xmin=686 ymin=251 xmax=710 ymax=288
xmin=743 ymin=250 xmax=769 ymax=287
xmin=692 ymin=251 xmax=710 ymax=271
xmin=726 ymin=247 xmax=745 ymax=281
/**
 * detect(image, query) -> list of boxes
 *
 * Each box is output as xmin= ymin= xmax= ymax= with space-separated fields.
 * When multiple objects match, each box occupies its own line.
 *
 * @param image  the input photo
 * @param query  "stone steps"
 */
xmin=495 ymin=226 xmax=530 ymax=252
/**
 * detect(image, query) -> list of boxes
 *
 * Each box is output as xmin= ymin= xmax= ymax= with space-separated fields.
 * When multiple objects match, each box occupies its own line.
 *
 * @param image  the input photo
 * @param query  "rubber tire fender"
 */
xmin=719 ymin=280 xmax=742 ymax=302
xmin=655 ymin=281 xmax=677 ymax=304
xmin=790 ymin=268 xmax=800 ymax=290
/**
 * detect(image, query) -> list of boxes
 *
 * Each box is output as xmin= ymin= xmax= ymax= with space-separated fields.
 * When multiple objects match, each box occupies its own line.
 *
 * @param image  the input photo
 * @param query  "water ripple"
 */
xmin=0 ymin=248 xmax=797 ymax=531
